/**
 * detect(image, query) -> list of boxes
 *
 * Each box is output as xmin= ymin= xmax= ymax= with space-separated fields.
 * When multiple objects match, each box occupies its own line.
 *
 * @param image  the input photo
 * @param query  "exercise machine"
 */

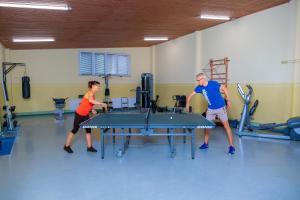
xmin=172 ymin=95 xmax=187 ymax=113
xmin=141 ymin=73 xmax=153 ymax=108
xmin=52 ymin=97 xmax=68 ymax=120
xmin=1 ymin=62 xmax=30 ymax=155
xmin=1 ymin=62 xmax=26 ymax=133
xmin=236 ymin=83 xmax=300 ymax=140
xmin=133 ymin=73 xmax=154 ymax=109
xmin=102 ymin=74 xmax=113 ymax=111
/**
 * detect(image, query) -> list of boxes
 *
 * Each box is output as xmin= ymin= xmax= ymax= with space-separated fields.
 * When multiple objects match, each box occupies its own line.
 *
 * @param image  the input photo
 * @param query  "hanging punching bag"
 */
xmin=22 ymin=76 xmax=30 ymax=99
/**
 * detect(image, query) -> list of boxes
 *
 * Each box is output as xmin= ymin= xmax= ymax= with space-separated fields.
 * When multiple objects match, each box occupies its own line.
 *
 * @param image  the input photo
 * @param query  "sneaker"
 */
xmin=199 ymin=143 xmax=209 ymax=149
xmin=228 ymin=146 xmax=235 ymax=154
xmin=87 ymin=146 xmax=97 ymax=152
xmin=64 ymin=145 xmax=73 ymax=153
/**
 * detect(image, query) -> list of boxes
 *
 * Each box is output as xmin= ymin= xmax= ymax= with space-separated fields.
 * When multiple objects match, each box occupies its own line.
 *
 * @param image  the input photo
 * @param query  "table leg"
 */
xmin=191 ymin=128 xmax=195 ymax=159
xmin=183 ymin=128 xmax=186 ymax=144
xmin=126 ymin=128 xmax=131 ymax=148
xmin=112 ymin=128 xmax=116 ymax=144
xmin=167 ymin=128 xmax=170 ymax=145
xmin=169 ymin=128 xmax=176 ymax=158
xmin=116 ymin=128 xmax=126 ymax=157
xmin=101 ymin=128 xmax=105 ymax=159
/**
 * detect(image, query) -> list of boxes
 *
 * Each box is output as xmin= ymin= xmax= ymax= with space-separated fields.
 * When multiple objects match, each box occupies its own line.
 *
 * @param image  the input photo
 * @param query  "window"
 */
xmin=117 ymin=55 xmax=130 ymax=76
xmin=94 ymin=53 xmax=105 ymax=75
xmin=79 ymin=51 xmax=130 ymax=76
xmin=79 ymin=52 xmax=93 ymax=75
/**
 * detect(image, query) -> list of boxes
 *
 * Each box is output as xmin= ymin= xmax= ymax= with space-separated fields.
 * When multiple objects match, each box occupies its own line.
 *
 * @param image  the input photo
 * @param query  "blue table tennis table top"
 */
xmin=80 ymin=111 xmax=215 ymax=129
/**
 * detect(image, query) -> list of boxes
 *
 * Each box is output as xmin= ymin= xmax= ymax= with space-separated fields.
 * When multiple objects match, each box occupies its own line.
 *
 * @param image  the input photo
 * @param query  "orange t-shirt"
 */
xmin=76 ymin=97 xmax=94 ymax=116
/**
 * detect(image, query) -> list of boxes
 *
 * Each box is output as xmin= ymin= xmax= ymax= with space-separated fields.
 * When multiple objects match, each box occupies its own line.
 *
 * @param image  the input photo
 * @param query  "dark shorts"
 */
xmin=71 ymin=112 xmax=91 ymax=134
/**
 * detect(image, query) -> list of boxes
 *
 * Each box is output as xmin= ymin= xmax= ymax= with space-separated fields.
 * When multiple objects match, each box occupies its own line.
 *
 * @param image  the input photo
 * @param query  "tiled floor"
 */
xmin=0 ymin=114 xmax=299 ymax=200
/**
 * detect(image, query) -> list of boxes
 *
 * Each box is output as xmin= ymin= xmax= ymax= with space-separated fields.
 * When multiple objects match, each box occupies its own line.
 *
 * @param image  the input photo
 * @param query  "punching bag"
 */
xmin=22 ymin=76 xmax=30 ymax=99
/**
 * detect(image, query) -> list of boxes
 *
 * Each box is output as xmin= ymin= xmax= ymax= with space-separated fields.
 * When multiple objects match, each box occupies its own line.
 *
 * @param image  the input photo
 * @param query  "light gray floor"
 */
xmin=1 ymin=114 xmax=300 ymax=200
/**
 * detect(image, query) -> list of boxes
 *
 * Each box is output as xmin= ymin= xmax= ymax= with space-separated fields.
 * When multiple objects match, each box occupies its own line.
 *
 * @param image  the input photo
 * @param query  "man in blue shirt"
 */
xmin=186 ymin=73 xmax=235 ymax=154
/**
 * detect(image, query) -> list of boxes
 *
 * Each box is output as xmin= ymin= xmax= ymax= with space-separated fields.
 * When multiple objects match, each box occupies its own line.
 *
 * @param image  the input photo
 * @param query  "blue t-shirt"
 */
xmin=194 ymin=80 xmax=225 ymax=109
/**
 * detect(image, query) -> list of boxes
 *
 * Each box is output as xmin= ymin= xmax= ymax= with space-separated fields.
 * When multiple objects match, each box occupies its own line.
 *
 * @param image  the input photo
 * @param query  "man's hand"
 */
xmin=226 ymin=100 xmax=231 ymax=109
xmin=92 ymin=109 xmax=97 ymax=115
xmin=186 ymin=92 xmax=196 ymax=112
xmin=220 ymin=85 xmax=231 ymax=109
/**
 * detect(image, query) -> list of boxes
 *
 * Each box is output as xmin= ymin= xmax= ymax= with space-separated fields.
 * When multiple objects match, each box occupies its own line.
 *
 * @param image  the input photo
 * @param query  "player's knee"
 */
xmin=85 ymin=128 xmax=91 ymax=134
xmin=71 ymin=127 xmax=79 ymax=134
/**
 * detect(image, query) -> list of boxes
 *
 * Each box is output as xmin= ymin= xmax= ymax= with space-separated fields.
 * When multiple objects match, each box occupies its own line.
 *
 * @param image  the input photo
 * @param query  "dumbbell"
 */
xmin=2 ymin=105 xmax=16 ymax=112
xmin=13 ymin=120 xmax=18 ymax=128
xmin=10 ymin=106 xmax=16 ymax=112
xmin=2 ymin=121 xmax=7 ymax=128
xmin=3 ymin=113 xmax=17 ymax=119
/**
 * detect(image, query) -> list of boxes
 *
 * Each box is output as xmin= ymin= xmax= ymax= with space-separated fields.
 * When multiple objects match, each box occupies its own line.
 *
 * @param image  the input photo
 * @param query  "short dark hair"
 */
xmin=88 ymin=81 xmax=100 ymax=88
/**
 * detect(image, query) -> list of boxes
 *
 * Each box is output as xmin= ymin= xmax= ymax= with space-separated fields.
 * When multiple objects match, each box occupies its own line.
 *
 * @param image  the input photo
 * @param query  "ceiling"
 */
xmin=0 ymin=0 xmax=289 ymax=49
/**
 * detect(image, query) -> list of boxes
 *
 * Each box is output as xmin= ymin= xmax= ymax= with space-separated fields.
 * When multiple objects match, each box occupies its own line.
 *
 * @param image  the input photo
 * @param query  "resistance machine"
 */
xmin=1 ymin=62 xmax=30 ymax=155
xmin=236 ymin=83 xmax=300 ymax=140
xmin=1 ymin=62 xmax=30 ymax=133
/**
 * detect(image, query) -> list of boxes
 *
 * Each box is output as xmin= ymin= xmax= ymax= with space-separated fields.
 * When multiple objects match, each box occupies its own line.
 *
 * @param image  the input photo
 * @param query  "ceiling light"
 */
xmin=0 ymin=2 xmax=71 ymax=10
xmin=144 ymin=37 xmax=168 ymax=41
xmin=12 ymin=37 xmax=55 ymax=42
xmin=200 ymin=15 xmax=230 ymax=20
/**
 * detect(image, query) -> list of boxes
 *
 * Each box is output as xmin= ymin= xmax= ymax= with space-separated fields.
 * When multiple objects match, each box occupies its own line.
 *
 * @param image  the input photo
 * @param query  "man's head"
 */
xmin=196 ymin=73 xmax=208 ymax=86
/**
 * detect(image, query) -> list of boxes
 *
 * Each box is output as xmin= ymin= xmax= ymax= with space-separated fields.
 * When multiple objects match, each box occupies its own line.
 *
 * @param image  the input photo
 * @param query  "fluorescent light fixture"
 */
xmin=144 ymin=37 xmax=168 ymax=41
xmin=0 ymin=2 xmax=70 ymax=10
xmin=281 ymin=59 xmax=300 ymax=64
xmin=200 ymin=15 xmax=230 ymax=20
xmin=12 ymin=37 xmax=55 ymax=42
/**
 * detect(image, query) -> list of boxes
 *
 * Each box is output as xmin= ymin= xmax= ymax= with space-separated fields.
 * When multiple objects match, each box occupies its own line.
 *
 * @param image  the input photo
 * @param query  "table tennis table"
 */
xmin=80 ymin=109 xmax=215 ymax=159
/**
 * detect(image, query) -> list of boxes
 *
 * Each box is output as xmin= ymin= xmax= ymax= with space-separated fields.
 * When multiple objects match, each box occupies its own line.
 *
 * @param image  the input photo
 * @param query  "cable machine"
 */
xmin=1 ymin=62 xmax=27 ymax=133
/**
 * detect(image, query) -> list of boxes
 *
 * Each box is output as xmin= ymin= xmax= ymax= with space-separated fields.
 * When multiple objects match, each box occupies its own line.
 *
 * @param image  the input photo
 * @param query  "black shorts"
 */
xmin=71 ymin=112 xmax=91 ymax=134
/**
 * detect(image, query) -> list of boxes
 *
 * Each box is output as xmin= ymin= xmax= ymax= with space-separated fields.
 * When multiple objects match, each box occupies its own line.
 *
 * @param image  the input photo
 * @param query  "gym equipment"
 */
xmin=1 ymin=62 xmax=26 ymax=132
xmin=150 ymin=95 xmax=159 ymax=113
xmin=52 ymin=98 xmax=68 ymax=120
xmin=141 ymin=73 xmax=153 ymax=108
xmin=3 ymin=113 xmax=16 ymax=119
xmin=22 ymin=76 xmax=30 ymax=99
xmin=202 ymin=57 xmax=230 ymax=86
xmin=0 ymin=137 xmax=15 ymax=156
xmin=132 ymin=73 xmax=154 ymax=109
xmin=236 ymin=83 xmax=300 ymax=140
xmin=135 ymin=86 xmax=141 ymax=108
xmin=1 ymin=62 xmax=26 ymax=155
xmin=102 ymin=74 xmax=113 ymax=111
xmin=172 ymin=95 xmax=186 ymax=113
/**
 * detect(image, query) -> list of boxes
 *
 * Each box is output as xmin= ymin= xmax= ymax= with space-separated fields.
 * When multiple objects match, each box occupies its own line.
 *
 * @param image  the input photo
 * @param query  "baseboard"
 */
xmin=15 ymin=110 xmax=74 ymax=117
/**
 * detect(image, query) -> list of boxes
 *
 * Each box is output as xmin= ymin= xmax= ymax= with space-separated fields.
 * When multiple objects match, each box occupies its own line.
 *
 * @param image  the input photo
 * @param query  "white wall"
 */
xmin=294 ymin=0 xmax=300 ymax=83
xmin=155 ymin=1 xmax=296 ymax=85
xmin=199 ymin=1 xmax=295 ymax=84
xmin=154 ymin=33 xmax=196 ymax=84
xmin=153 ymin=0 xmax=298 ymax=121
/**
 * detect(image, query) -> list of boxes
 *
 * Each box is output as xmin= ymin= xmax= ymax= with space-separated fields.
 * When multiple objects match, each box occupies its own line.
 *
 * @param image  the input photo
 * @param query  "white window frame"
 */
xmin=78 ymin=51 xmax=131 ymax=77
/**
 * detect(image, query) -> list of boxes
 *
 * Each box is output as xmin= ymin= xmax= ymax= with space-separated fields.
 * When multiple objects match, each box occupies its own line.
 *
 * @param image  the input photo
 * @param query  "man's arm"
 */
xmin=186 ymin=91 xmax=196 ymax=111
xmin=220 ymin=85 xmax=231 ymax=108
